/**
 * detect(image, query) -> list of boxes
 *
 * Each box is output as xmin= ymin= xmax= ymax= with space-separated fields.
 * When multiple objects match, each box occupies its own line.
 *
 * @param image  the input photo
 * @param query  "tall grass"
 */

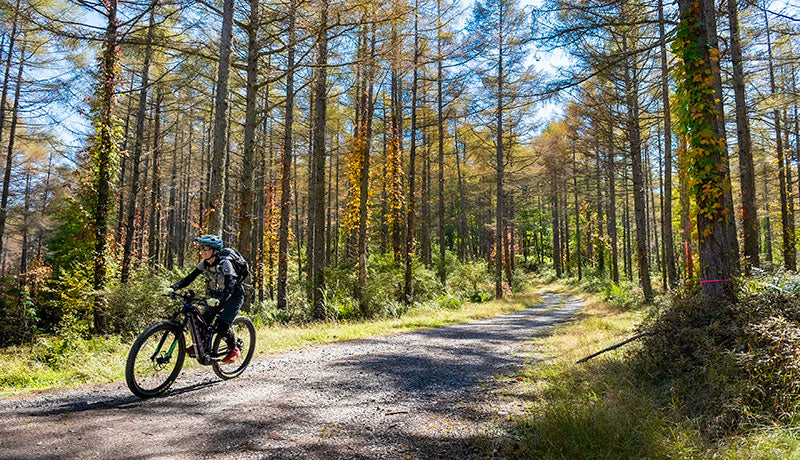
xmin=481 ymin=281 xmax=800 ymax=459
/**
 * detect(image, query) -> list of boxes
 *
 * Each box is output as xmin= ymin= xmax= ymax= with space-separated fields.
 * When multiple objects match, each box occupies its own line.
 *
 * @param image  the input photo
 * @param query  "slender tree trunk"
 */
xmin=0 ymin=0 xmax=20 ymax=155
xmin=765 ymin=10 xmax=796 ymax=270
xmin=309 ymin=0 xmax=329 ymax=318
xmin=623 ymin=36 xmax=652 ymax=302
xmin=455 ymin=132 xmax=469 ymax=259
xmin=678 ymin=139 xmax=693 ymax=280
xmin=595 ymin=136 xmax=604 ymax=273
xmin=437 ymin=0 xmax=446 ymax=284
xmin=574 ymin=143 xmax=582 ymax=280
xmin=404 ymin=1 xmax=420 ymax=304
xmin=121 ymin=7 xmax=156 ymax=283
xmin=421 ymin=127 xmax=431 ymax=267
xmin=147 ymin=86 xmax=162 ymax=265
xmin=206 ymin=0 xmax=235 ymax=234
xmin=726 ymin=0 xmax=758 ymax=272
xmin=0 ymin=41 xmax=24 ymax=261
xmin=606 ymin=135 xmax=619 ymax=283
xmin=552 ymin=191 xmax=561 ymax=277
xmin=238 ymin=0 xmax=260 ymax=269
xmin=495 ymin=11 xmax=505 ymax=298
xmin=355 ymin=22 xmax=376 ymax=313
xmin=763 ymin=165 xmax=773 ymax=264
xmin=658 ymin=0 xmax=677 ymax=287
xmin=277 ymin=0 xmax=296 ymax=310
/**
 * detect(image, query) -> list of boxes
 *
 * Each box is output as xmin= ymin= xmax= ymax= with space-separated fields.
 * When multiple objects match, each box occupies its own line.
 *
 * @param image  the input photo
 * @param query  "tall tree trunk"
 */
xmin=0 ymin=0 xmax=20 ymax=156
xmin=437 ymin=0 xmax=446 ymax=284
xmin=455 ymin=132 xmax=469 ymax=259
xmin=355 ymin=22 xmax=376 ymax=313
xmin=309 ymin=0 xmax=329 ymax=319
xmin=206 ymin=0 xmax=235 ymax=234
xmin=277 ymin=0 xmax=296 ymax=310
xmin=727 ymin=0 xmax=758 ymax=272
xmin=623 ymin=36 xmax=652 ymax=302
xmin=404 ymin=1 xmax=420 ymax=304
xmin=676 ymin=0 xmax=734 ymax=298
xmin=678 ymin=139 xmax=693 ymax=280
xmin=495 ymin=13 xmax=505 ymax=298
xmin=706 ymin=0 xmax=740 ymax=276
xmin=552 ymin=191 xmax=561 ymax=277
xmin=658 ymin=0 xmax=677 ymax=287
xmin=147 ymin=86 xmax=162 ymax=266
xmin=166 ymin=128 xmax=179 ymax=270
xmin=91 ymin=0 xmax=120 ymax=333
xmin=20 ymin=169 xmax=30 ymax=279
xmin=238 ymin=0 xmax=260 ymax=269
xmin=121 ymin=7 xmax=156 ymax=283
xmin=0 ymin=41 xmax=24 ymax=263
xmin=606 ymin=134 xmax=619 ymax=283
xmin=765 ymin=10 xmax=796 ymax=270
xmin=574 ymin=143 xmax=582 ymax=280
xmin=594 ymin=136 xmax=604 ymax=273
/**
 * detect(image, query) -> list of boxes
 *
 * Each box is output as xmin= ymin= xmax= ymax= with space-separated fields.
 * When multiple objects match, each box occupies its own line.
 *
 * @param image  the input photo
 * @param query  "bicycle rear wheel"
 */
xmin=125 ymin=321 xmax=185 ymax=398
xmin=212 ymin=316 xmax=256 ymax=379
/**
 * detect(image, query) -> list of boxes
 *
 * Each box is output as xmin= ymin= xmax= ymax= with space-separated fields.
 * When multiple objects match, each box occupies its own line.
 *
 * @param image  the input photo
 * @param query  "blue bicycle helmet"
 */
xmin=194 ymin=234 xmax=223 ymax=250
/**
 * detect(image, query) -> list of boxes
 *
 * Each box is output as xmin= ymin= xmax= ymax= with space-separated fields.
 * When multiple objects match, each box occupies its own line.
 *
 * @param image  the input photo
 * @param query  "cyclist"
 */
xmin=166 ymin=234 xmax=244 ymax=363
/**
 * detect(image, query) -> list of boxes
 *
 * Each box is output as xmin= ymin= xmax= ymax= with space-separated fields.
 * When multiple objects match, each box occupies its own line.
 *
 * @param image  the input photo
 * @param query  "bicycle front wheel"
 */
xmin=125 ymin=321 xmax=185 ymax=399
xmin=212 ymin=316 xmax=256 ymax=380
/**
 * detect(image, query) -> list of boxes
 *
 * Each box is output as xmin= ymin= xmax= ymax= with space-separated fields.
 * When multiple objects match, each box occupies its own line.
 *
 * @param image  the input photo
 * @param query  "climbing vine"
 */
xmin=671 ymin=0 xmax=729 ymax=240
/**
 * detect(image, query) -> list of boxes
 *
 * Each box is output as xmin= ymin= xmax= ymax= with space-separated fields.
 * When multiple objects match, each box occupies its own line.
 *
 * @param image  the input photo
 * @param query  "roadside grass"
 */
xmin=0 ymin=291 xmax=541 ymax=398
xmin=482 ymin=281 xmax=800 ymax=459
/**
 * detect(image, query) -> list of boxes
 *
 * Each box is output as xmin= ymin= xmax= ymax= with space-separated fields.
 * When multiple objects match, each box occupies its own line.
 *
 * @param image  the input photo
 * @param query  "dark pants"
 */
xmin=210 ymin=285 xmax=245 ymax=348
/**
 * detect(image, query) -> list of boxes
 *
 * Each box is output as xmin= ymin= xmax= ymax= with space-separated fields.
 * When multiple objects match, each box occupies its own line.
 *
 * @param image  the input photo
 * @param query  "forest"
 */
xmin=1 ymin=0 xmax=794 ymax=334
xmin=0 ymin=0 xmax=799 ymax=452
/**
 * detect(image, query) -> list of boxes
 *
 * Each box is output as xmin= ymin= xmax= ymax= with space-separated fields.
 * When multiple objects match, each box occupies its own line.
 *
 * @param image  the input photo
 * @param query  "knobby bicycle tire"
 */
xmin=126 ymin=321 xmax=186 ymax=398
xmin=212 ymin=316 xmax=256 ymax=380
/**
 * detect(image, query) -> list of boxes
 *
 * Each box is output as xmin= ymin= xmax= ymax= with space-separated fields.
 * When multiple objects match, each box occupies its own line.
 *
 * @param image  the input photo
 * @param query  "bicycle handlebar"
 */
xmin=166 ymin=289 xmax=208 ymax=305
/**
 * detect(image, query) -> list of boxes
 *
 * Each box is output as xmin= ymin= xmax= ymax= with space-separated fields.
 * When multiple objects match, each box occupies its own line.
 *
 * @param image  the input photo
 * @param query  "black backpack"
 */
xmin=218 ymin=247 xmax=251 ymax=285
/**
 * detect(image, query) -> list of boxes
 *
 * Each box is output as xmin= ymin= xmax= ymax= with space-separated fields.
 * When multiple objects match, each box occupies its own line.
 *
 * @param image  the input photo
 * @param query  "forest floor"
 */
xmin=0 ymin=292 xmax=582 ymax=460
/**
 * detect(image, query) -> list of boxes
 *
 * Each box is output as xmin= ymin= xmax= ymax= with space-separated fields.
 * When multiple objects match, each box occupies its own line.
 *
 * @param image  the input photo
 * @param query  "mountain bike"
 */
xmin=125 ymin=289 xmax=256 ymax=399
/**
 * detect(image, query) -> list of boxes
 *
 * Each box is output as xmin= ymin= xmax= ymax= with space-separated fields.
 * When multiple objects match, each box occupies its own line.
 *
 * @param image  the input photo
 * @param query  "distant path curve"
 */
xmin=0 ymin=292 xmax=583 ymax=459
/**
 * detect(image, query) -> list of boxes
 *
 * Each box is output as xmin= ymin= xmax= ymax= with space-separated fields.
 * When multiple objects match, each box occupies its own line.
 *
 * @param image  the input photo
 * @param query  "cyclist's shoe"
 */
xmin=222 ymin=347 xmax=240 ymax=363
xmin=186 ymin=344 xmax=197 ymax=358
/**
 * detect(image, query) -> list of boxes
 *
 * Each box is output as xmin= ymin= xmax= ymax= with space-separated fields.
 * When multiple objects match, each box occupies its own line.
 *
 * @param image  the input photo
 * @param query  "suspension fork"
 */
xmin=149 ymin=319 xmax=187 ymax=362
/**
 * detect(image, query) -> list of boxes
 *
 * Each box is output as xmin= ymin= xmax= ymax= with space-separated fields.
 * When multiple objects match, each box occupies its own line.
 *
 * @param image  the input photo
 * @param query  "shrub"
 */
xmin=602 ymin=281 xmax=643 ymax=311
xmin=104 ymin=267 xmax=178 ymax=335
xmin=437 ymin=292 xmax=463 ymax=310
xmin=450 ymin=260 xmax=493 ymax=301
xmin=635 ymin=271 xmax=800 ymax=436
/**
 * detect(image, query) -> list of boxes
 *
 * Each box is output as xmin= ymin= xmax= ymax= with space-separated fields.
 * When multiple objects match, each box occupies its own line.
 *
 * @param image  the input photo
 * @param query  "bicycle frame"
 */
xmin=151 ymin=290 xmax=224 ymax=366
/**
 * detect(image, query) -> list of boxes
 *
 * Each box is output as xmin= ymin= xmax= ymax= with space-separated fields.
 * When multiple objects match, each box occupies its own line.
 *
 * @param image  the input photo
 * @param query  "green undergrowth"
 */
xmin=481 ymin=277 xmax=800 ymax=459
xmin=0 ymin=290 xmax=540 ymax=398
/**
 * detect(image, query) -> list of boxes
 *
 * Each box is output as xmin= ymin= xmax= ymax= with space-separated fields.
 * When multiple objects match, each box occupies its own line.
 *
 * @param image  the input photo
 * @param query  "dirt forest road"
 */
xmin=0 ymin=292 xmax=583 ymax=460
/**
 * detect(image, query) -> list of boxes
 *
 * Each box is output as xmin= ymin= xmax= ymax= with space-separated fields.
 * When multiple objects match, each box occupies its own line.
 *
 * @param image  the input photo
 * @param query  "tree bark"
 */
xmin=623 ymin=36 xmax=652 ymax=301
xmin=404 ymin=1 xmax=420 ymax=304
xmin=765 ymin=9 xmax=796 ymax=270
xmin=238 ymin=0 xmax=260 ymax=269
xmin=309 ymin=0 xmax=329 ymax=319
xmin=206 ymin=0 xmax=235 ymax=234
xmin=277 ymin=0 xmax=296 ymax=310
xmin=121 ymin=7 xmax=156 ymax=283
xmin=726 ymin=0 xmax=758 ymax=272
xmin=657 ymin=0 xmax=677 ymax=287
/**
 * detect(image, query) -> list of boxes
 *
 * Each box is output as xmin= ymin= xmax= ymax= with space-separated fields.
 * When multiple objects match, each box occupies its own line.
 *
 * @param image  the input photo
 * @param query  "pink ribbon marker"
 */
xmin=700 ymin=278 xmax=731 ymax=284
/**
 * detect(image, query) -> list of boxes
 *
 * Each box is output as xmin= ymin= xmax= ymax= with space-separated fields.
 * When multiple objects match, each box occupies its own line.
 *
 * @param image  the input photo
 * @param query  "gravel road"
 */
xmin=0 ymin=292 xmax=583 ymax=460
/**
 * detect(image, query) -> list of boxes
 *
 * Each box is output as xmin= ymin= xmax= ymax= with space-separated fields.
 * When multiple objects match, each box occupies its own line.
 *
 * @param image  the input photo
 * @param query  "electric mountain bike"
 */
xmin=125 ymin=289 xmax=256 ymax=399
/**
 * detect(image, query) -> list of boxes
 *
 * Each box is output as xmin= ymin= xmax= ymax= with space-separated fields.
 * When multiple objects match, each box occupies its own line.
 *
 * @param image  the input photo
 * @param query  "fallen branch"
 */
xmin=576 ymin=332 xmax=650 ymax=364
